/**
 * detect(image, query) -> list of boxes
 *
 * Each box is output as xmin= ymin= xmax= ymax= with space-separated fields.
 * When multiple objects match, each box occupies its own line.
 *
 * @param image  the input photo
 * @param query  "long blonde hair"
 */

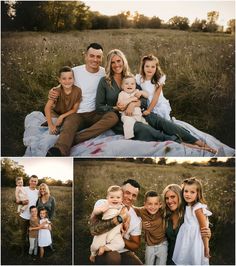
xmin=105 ymin=49 xmax=131 ymax=86
xmin=162 ymin=184 xmax=184 ymax=226
xmin=38 ymin=183 xmax=50 ymax=201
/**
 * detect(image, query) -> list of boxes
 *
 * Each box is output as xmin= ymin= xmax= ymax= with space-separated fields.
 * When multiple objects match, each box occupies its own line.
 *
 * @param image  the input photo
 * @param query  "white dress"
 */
xmin=172 ymin=202 xmax=212 ymax=265
xmin=38 ymin=218 xmax=52 ymax=247
xmin=135 ymin=74 xmax=171 ymax=120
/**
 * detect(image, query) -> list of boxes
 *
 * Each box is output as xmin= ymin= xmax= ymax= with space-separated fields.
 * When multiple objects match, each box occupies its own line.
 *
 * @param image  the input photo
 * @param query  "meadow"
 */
xmin=1 ymin=185 xmax=72 ymax=265
xmin=1 ymin=29 xmax=235 ymax=156
xmin=74 ymin=159 xmax=235 ymax=265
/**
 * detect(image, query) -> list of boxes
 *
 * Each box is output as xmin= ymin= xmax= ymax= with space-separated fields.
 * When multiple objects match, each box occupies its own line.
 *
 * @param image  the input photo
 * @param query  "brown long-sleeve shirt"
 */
xmin=134 ymin=206 xmax=166 ymax=246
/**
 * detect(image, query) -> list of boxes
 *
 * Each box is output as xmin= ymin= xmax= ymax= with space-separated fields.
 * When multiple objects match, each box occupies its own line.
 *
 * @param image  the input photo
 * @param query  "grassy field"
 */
xmin=1 ymin=29 xmax=235 ymax=156
xmin=1 ymin=186 xmax=72 ymax=265
xmin=74 ymin=159 xmax=235 ymax=265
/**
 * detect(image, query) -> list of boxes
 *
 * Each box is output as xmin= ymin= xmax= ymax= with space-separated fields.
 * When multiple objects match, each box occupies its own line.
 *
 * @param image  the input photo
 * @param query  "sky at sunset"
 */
xmin=9 ymin=157 xmax=73 ymax=181
xmin=83 ymin=0 xmax=235 ymax=28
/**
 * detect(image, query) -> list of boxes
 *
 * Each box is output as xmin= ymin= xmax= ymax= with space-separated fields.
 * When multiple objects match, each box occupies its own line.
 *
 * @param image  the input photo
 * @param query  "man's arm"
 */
xmin=124 ymin=235 xmax=141 ymax=251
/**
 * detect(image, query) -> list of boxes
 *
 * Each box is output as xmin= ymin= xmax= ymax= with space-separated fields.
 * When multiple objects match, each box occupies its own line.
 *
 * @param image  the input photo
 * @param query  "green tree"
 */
xmin=1 ymin=1 xmax=15 ymax=30
xmin=148 ymin=16 xmax=162 ymax=29
xmin=168 ymin=16 xmax=190 ymax=30
xmin=226 ymin=19 xmax=235 ymax=34
xmin=133 ymin=12 xmax=150 ymax=28
xmin=191 ymin=18 xmax=207 ymax=32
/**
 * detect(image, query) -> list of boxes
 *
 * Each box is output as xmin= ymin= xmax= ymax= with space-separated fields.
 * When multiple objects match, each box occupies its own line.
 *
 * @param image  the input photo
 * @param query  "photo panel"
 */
xmin=74 ymin=157 xmax=235 ymax=265
xmin=1 ymin=157 xmax=73 ymax=265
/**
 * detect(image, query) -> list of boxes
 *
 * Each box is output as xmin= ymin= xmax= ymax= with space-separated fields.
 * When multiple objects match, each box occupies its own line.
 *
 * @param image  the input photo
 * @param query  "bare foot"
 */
xmin=98 ymin=246 xmax=105 ymax=256
xmin=89 ymin=255 xmax=95 ymax=263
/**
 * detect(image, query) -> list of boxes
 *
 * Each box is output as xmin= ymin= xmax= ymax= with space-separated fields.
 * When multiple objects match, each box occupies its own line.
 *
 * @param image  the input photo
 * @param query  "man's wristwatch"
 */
xmin=117 ymin=215 xmax=123 ymax=224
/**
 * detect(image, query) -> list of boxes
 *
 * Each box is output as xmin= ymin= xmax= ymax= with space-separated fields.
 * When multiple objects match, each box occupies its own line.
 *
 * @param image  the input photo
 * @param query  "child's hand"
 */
xmin=142 ymin=221 xmax=152 ymax=230
xmin=49 ymin=124 xmax=58 ymax=135
xmin=204 ymin=247 xmax=211 ymax=258
xmin=142 ymin=110 xmax=150 ymax=116
xmin=134 ymin=91 xmax=142 ymax=99
xmin=48 ymin=87 xmax=60 ymax=100
xmin=117 ymin=102 xmax=127 ymax=111
xmin=55 ymin=115 xmax=64 ymax=126
xmin=99 ymin=202 xmax=110 ymax=213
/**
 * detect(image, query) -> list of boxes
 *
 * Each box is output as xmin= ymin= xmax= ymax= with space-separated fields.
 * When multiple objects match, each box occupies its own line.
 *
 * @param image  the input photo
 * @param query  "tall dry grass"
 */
xmin=1 ymin=186 xmax=72 ymax=265
xmin=74 ymin=159 xmax=235 ymax=265
xmin=1 ymin=29 xmax=235 ymax=155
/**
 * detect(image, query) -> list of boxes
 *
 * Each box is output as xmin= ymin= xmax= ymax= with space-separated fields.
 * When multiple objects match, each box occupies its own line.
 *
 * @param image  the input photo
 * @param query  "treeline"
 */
xmin=1 ymin=158 xmax=73 ymax=187
xmin=2 ymin=1 xmax=235 ymax=33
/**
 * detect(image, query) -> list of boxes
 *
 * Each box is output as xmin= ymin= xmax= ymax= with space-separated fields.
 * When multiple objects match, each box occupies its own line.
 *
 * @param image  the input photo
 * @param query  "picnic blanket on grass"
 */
xmin=23 ymin=111 xmax=235 ymax=157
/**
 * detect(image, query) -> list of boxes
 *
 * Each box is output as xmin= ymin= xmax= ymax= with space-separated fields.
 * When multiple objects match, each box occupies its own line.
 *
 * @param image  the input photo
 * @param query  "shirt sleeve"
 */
xmin=96 ymin=78 xmax=114 ymax=113
xmin=158 ymin=75 xmax=166 ymax=85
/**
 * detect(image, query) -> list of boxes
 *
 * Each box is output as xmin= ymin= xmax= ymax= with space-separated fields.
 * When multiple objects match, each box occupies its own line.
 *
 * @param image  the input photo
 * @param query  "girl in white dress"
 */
xmin=135 ymin=54 xmax=171 ymax=120
xmin=38 ymin=208 xmax=52 ymax=258
xmin=172 ymin=177 xmax=212 ymax=265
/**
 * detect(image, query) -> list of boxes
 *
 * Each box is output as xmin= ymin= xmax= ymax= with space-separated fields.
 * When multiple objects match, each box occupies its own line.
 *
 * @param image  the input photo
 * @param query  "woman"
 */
xmin=96 ymin=49 xmax=216 ymax=153
xmin=162 ymin=184 xmax=210 ymax=265
xmin=36 ymin=183 xmax=56 ymax=220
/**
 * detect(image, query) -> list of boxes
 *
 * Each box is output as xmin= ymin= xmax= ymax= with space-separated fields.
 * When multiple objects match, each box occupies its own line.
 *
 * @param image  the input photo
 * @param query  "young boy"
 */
xmin=44 ymin=66 xmax=82 ymax=135
xmin=134 ymin=191 xmax=168 ymax=265
xmin=15 ymin=177 xmax=28 ymax=214
xmin=89 ymin=185 xmax=129 ymax=263
xmin=28 ymin=206 xmax=40 ymax=257
xmin=117 ymin=75 xmax=148 ymax=139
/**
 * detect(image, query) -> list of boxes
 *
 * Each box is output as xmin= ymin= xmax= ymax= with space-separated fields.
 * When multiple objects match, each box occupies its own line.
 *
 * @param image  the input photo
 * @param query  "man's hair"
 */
xmin=29 ymin=175 xmax=38 ymax=180
xmin=86 ymin=43 xmax=103 ymax=51
xmin=58 ymin=66 xmax=73 ymax=77
xmin=29 ymin=205 xmax=37 ymax=211
xmin=122 ymin=179 xmax=140 ymax=190
xmin=144 ymin=190 xmax=160 ymax=201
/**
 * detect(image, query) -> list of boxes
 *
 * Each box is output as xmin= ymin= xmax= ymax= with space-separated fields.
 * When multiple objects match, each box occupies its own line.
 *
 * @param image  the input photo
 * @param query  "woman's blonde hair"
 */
xmin=39 ymin=183 xmax=50 ymax=200
xmin=162 ymin=184 xmax=184 ymax=227
xmin=105 ymin=49 xmax=131 ymax=86
xmin=182 ymin=177 xmax=206 ymax=205
xmin=139 ymin=54 xmax=164 ymax=86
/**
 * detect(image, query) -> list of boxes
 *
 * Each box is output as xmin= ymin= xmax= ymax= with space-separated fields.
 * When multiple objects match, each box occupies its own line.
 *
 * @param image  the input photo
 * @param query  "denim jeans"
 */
xmin=145 ymin=240 xmax=168 ymax=265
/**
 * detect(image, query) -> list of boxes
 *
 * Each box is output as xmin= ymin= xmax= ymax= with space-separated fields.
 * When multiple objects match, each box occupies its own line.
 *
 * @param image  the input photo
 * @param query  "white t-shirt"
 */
xmin=20 ymin=187 xmax=38 ymax=220
xmin=94 ymin=199 xmax=142 ymax=253
xmin=72 ymin=65 xmax=105 ymax=113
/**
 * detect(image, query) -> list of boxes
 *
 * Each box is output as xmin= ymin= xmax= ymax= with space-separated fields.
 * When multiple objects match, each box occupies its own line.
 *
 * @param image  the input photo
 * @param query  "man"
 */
xmin=46 ymin=43 xmax=119 ymax=156
xmin=16 ymin=175 xmax=39 ymax=255
xmin=89 ymin=179 xmax=143 ymax=265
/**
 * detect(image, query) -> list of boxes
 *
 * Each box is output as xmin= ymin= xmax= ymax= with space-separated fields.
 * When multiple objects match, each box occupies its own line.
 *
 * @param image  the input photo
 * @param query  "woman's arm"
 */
xmin=195 ymin=208 xmax=210 ymax=258
xmin=143 ymin=85 xmax=162 ymax=116
xmin=96 ymin=78 xmax=116 ymax=112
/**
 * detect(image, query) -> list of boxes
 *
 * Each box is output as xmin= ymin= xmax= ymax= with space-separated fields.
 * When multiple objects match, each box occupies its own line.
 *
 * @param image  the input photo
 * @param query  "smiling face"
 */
xmin=39 ymin=185 xmax=47 ymax=196
xmin=183 ymin=184 xmax=198 ymax=205
xmin=121 ymin=77 xmax=136 ymax=94
xmin=111 ymin=54 xmax=124 ymax=75
xmin=58 ymin=71 xmax=74 ymax=90
xmin=144 ymin=196 xmax=162 ymax=215
xmin=85 ymin=47 xmax=103 ymax=73
xmin=39 ymin=210 xmax=47 ymax=219
xmin=143 ymin=60 xmax=157 ymax=80
xmin=30 ymin=207 xmax=38 ymax=218
xmin=107 ymin=190 xmax=123 ymax=207
xmin=29 ymin=177 xmax=38 ymax=189
xmin=165 ymin=190 xmax=179 ymax=212
xmin=122 ymin=183 xmax=139 ymax=207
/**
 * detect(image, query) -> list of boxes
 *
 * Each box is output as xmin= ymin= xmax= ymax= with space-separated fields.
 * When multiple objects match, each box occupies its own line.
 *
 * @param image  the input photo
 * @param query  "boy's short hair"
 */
xmin=144 ymin=190 xmax=161 ymax=201
xmin=107 ymin=185 xmax=123 ymax=194
xmin=29 ymin=205 xmax=37 ymax=212
xmin=86 ymin=43 xmax=103 ymax=51
xmin=29 ymin=175 xmax=38 ymax=180
xmin=58 ymin=66 xmax=73 ymax=77
xmin=122 ymin=179 xmax=140 ymax=190
xmin=16 ymin=176 xmax=23 ymax=182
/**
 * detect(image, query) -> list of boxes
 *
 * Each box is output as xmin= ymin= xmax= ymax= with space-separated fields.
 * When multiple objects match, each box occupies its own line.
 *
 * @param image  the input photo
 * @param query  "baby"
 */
xmin=89 ymin=185 xmax=129 ymax=263
xmin=15 ymin=177 xmax=28 ymax=214
xmin=117 ymin=75 xmax=148 ymax=139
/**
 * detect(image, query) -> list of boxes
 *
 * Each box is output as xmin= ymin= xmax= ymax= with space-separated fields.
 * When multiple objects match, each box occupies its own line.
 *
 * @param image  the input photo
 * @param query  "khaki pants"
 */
xmin=54 ymin=111 xmax=119 ymax=155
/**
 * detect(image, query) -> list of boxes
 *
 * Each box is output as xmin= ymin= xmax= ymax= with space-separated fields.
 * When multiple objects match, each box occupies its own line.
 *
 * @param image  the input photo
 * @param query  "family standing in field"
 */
xmin=89 ymin=178 xmax=212 ymax=265
xmin=15 ymin=175 xmax=56 ymax=260
xmin=24 ymin=42 xmax=233 ymax=157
